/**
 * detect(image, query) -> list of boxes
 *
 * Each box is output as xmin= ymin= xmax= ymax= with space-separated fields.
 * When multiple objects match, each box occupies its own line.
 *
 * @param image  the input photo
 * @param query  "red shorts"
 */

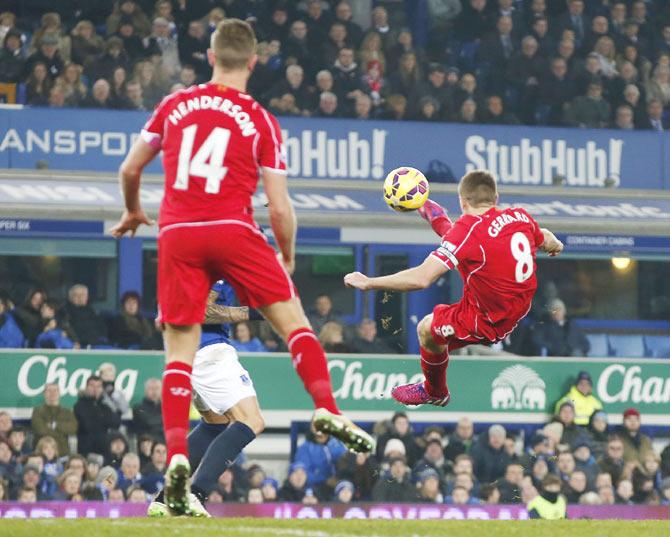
xmin=157 ymin=219 xmax=297 ymax=325
xmin=430 ymin=300 xmax=519 ymax=351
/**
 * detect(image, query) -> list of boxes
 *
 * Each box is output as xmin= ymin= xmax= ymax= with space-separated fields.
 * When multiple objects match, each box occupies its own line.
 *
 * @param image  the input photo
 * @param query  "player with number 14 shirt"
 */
xmin=344 ymin=170 xmax=564 ymax=407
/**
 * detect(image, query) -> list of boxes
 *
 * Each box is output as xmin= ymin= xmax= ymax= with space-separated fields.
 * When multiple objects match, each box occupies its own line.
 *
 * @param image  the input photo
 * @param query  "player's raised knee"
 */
xmin=417 ymin=314 xmax=434 ymax=346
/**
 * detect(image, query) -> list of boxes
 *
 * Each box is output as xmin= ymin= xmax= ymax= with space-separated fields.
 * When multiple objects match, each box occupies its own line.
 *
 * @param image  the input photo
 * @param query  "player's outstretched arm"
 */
xmin=110 ymin=138 xmax=159 ymax=237
xmin=539 ymin=228 xmax=564 ymax=257
xmin=261 ymin=168 xmax=296 ymax=275
xmin=344 ymin=256 xmax=448 ymax=292
xmin=204 ymin=290 xmax=251 ymax=324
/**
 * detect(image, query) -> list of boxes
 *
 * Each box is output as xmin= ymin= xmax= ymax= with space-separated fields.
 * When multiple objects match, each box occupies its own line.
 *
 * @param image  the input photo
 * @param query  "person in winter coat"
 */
xmin=63 ymin=284 xmax=108 ymax=348
xmin=35 ymin=300 xmax=76 ymax=349
xmin=470 ymin=425 xmax=511 ymax=484
xmin=31 ymin=383 xmax=77 ymax=455
xmin=73 ymin=375 xmax=121 ymax=456
xmin=371 ymin=457 xmax=417 ymax=502
xmin=376 ymin=412 xmax=423 ymax=466
xmin=0 ymin=297 xmax=25 ymax=348
xmin=131 ymin=378 xmax=163 ymax=441
xmin=533 ymin=299 xmax=590 ymax=357
xmin=555 ymin=371 xmax=602 ymax=426
xmin=279 ymin=462 xmax=311 ymax=502
xmin=294 ymin=430 xmax=347 ymax=497
xmin=110 ymin=291 xmax=157 ymax=349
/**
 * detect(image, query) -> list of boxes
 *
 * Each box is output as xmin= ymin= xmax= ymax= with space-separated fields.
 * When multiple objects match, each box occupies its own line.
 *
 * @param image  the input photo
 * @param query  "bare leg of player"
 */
xmin=161 ymin=323 xmax=201 ymax=515
xmin=259 ymin=298 xmax=375 ymax=453
xmin=391 ymin=313 xmax=452 ymax=407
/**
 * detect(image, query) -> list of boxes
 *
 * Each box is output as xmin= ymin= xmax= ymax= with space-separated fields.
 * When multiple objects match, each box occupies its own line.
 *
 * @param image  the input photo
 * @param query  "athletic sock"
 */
xmin=420 ymin=346 xmax=450 ymax=397
xmin=287 ymin=327 xmax=340 ymax=414
xmin=191 ymin=421 xmax=256 ymax=493
xmin=188 ymin=420 xmax=227 ymax=471
xmin=162 ymin=361 xmax=193 ymax=462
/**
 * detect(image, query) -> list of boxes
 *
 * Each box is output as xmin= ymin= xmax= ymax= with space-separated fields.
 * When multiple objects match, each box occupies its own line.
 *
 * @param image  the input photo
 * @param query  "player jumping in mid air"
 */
xmin=111 ymin=18 xmax=373 ymax=515
xmin=149 ymin=280 xmax=264 ymax=517
xmin=344 ymin=170 xmax=564 ymax=407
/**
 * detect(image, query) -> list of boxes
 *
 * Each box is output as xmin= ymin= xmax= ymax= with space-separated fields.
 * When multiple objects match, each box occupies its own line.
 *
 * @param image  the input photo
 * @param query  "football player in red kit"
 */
xmin=344 ymin=170 xmax=564 ymax=407
xmin=111 ymin=19 xmax=373 ymax=515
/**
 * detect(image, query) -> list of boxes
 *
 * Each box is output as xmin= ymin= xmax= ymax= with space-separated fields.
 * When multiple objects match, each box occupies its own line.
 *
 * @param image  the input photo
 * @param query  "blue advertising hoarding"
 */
xmin=0 ymin=107 xmax=667 ymax=189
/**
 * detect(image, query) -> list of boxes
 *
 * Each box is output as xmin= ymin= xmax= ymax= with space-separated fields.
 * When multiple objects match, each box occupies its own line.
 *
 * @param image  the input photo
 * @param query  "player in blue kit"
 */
xmin=148 ymin=280 xmax=265 ymax=517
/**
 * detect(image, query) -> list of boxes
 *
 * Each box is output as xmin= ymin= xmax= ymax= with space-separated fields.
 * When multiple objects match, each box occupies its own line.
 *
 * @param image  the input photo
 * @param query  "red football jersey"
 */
xmin=141 ymin=83 xmax=286 ymax=227
xmin=430 ymin=207 xmax=545 ymax=327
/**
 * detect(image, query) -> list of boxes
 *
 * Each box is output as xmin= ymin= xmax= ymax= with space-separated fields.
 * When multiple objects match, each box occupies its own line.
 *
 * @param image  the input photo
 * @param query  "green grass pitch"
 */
xmin=0 ymin=518 xmax=669 ymax=537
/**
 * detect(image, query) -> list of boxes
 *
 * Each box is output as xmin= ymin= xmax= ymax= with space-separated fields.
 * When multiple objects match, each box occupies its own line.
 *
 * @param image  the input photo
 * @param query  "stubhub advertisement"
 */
xmin=0 ymin=107 xmax=667 ymax=189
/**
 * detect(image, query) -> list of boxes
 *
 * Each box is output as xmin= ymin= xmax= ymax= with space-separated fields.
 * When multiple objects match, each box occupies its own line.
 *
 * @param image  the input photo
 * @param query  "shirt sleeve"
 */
xmin=521 ymin=209 xmax=546 ymax=247
xmin=256 ymin=108 xmax=287 ymax=174
xmin=429 ymin=218 xmax=479 ymax=270
xmin=140 ymin=94 xmax=172 ymax=149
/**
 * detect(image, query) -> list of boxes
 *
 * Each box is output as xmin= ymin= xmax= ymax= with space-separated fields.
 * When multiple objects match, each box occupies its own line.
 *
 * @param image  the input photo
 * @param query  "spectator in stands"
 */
xmin=133 ymin=60 xmax=166 ymax=108
xmin=266 ymin=64 xmax=313 ymax=113
xmin=314 ymin=91 xmax=341 ymax=117
xmin=0 ymin=411 xmax=12 ymax=439
xmin=53 ymin=469 xmax=82 ymax=501
xmin=349 ymin=318 xmax=393 ymax=354
xmin=260 ymin=478 xmax=279 ymax=502
xmin=478 ymin=15 xmax=517 ymax=91
xmin=308 ymin=294 xmax=341 ymax=334
xmin=139 ymin=441 xmax=166 ymax=494
xmin=6 ymin=426 xmax=28 ymax=459
xmin=63 ymin=284 xmax=108 ymax=348
xmin=31 ymin=383 xmax=77 ymax=456
xmin=455 ymin=98 xmax=479 ymax=123
xmin=122 ymin=80 xmax=145 ymax=110
xmin=587 ymin=410 xmax=609 ymax=458
xmin=87 ymin=37 xmax=129 ymax=82
xmin=95 ymin=465 xmax=119 ymax=500
xmin=358 ymin=33 xmax=386 ymax=76
xmin=70 ymin=20 xmax=104 ymax=67
xmin=25 ymin=32 xmax=64 ymax=81
xmin=131 ymin=378 xmax=163 ymax=442
xmin=533 ymin=298 xmax=590 ymax=357
xmin=641 ymin=99 xmax=669 ymax=131
xmin=116 ymin=452 xmax=142 ymax=493
xmin=279 ymin=462 xmax=311 ymax=502
xmin=498 ymin=462 xmax=525 ymax=504
xmin=555 ymin=371 xmax=603 ymax=426
xmin=231 ymin=322 xmax=267 ymax=353
xmin=105 ymin=432 xmax=129 ymax=469
xmin=35 ymin=436 xmax=61 ymax=482
xmin=0 ymin=438 xmax=16 ymax=484
xmin=97 ymin=362 xmax=130 ymax=418
xmin=372 ymin=457 xmax=416 ymax=502
xmin=415 ymin=468 xmax=443 ymax=503
xmin=455 ymin=0 xmax=495 ymax=43
xmin=444 ymin=417 xmax=475 ymax=461
xmin=564 ymin=81 xmax=610 ymax=128
xmin=322 ymin=22 xmax=350 ymax=66
xmin=56 ymin=63 xmax=88 ymax=107
xmin=368 ymin=6 xmax=398 ymax=53
xmin=0 ymin=29 xmax=25 ymax=83
xmin=115 ymin=16 xmax=145 ymax=63
xmin=414 ymin=96 xmax=441 ymax=121
xmin=598 ymin=436 xmax=632 ymax=486
xmin=144 ymin=17 xmax=180 ymax=78
xmin=413 ymin=438 xmax=450 ymax=485
xmin=106 ymin=0 xmax=151 ymax=37
xmin=573 ymin=439 xmax=599 ymax=484
xmin=616 ymin=479 xmax=634 ymax=504
xmin=295 ymin=429 xmax=347 ymax=497
xmin=284 ymin=20 xmax=319 ymax=80
xmin=110 ymin=291 xmax=156 ymax=349
xmin=470 ymin=424 xmax=510 ymax=484
xmin=481 ymin=94 xmax=519 ymax=124
xmin=331 ymin=47 xmax=364 ymax=114
xmin=74 ymin=375 xmax=121 ymax=457
xmin=645 ymin=65 xmax=670 ymax=109
xmin=376 ymin=412 xmax=422 ymax=466
xmin=352 ymin=93 xmax=375 ymax=120
xmin=25 ymin=61 xmax=53 ymax=106
xmin=336 ymin=451 xmax=378 ymax=501
xmin=178 ymin=20 xmax=208 ymax=79
xmin=36 ymin=300 xmax=76 ymax=349
xmin=617 ymin=408 xmax=654 ymax=465
xmin=318 ymin=321 xmax=351 ymax=353
xmin=0 ymin=295 xmax=25 ymax=348
xmin=660 ymin=478 xmax=670 ymax=505
xmin=81 ymin=78 xmax=115 ymax=109
xmin=13 ymin=288 xmax=46 ymax=346
xmin=553 ymin=401 xmax=590 ymax=449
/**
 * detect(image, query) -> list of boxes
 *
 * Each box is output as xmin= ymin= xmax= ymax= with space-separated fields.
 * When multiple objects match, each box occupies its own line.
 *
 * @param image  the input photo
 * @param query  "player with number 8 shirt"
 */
xmin=111 ymin=18 xmax=374 ymax=516
xmin=344 ymin=170 xmax=564 ymax=407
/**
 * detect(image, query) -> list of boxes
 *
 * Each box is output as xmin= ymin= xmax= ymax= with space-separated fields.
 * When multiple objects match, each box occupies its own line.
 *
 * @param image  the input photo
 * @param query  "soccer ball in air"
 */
xmin=383 ymin=167 xmax=430 ymax=212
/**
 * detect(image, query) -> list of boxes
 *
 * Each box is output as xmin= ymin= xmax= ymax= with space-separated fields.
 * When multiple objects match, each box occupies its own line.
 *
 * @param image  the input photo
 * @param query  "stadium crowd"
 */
xmin=1 ymin=1 xmax=670 ymax=129
xmin=0 ymin=368 xmax=669 ymax=506
xmin=1 ymin=283 xmax=590 ymax=356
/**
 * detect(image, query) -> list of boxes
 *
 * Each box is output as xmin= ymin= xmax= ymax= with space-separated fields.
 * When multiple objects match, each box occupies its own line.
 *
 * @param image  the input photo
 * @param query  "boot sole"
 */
xmin=313 ymin=410 xmax=375 ymax=454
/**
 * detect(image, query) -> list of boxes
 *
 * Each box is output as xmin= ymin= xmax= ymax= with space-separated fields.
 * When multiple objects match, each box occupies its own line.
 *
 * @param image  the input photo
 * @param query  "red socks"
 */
xmin=162 ymin=361 xmax=193 ymax=462
xmin=287 ymin=328 xmax=340 ymax=414
xmin=420 ymin=347 xmax=450 ymax=397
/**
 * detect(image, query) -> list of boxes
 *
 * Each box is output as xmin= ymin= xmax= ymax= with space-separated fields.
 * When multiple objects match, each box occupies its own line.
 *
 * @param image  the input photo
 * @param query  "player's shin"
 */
xmin=191 ymin=422 xmax=256 ymax=494
xmin=162 ymin=361 xmax=194 ymax=461
xmin=188 ymin=420 xmax=227 ymax=470
xmin=420 ymin=346 xmax=450 ymax=397
xmin=287 ymin=327 xmax=340 ymax=414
